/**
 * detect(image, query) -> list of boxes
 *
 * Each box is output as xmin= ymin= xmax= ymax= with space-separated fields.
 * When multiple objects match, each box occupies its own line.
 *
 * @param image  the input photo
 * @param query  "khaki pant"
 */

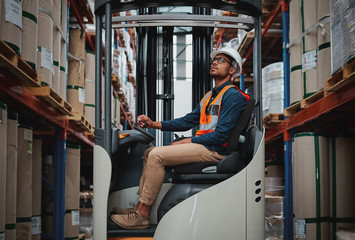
xmin=138 ymin=143 xmax=225 ymax=206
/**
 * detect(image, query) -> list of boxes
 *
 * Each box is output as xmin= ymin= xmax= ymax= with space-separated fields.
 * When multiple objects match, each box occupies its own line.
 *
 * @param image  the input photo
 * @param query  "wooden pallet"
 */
xmin=68 ymin=111 xmax=94 ymax=133
xmin=326 ymin=59 xmax=355 ymax=92
xmin=0 ymin=40 xmax=40 ymax=87
xmin=284 ymin=101 xmax=301 ymax=117
xmin=27 ymin=86 xmax=73 ymax=116
xmin=301 ymin=89 xmax=326 ymax=108
xmin=284 ymin=89 xmax=327 ymax=117
xmin=84 ymin=131 xmax=95 ymax=140
xmin=263 ymin=113 xmax=284 ymax=129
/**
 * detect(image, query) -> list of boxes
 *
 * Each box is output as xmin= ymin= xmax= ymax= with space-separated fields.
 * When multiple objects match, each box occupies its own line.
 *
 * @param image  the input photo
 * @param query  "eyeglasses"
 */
xmin=211 ymin=57 xmax=232 ymax=65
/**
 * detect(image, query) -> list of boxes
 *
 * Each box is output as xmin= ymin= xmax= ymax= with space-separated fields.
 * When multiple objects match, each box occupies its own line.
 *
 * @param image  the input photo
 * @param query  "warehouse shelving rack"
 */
xmin=219 ymin=0 xmax=354 ymax=238
xmin=0 ymin=1 xmax=95 ymax=239
xmin=260 ymin=1 xmax=355 ymax=240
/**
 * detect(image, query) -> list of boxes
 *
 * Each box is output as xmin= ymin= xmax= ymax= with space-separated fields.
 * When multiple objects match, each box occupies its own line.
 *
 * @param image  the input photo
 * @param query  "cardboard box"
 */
xmin=0 ymin=102 xmax=7 ymax=236
xmin=65 ymin=144 xmax=81 ymax=210
xmin=292 ymin=133 xmax=329 ymax=240
xmin=32 ymin=138 xmax=42 ymax=237
xmin=65 ymin=211 xmax=79 ymax=239
xmin=5 ymin=112 xmax=18 ymax=240
xmin=329 ymin=137 xmax=355 ymax=238
xmin=16 ymin=126 xmax=33 ymax=239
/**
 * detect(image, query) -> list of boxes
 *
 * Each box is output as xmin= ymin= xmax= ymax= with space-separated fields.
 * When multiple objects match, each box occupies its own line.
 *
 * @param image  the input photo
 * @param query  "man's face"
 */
xmin=209 ymin=54 xmax=236 ymax=79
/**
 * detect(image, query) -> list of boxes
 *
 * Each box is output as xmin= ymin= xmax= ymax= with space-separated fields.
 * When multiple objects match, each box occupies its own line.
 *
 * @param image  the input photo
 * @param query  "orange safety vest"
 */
xmin=195 ymin=84 xmax=250 ymax=146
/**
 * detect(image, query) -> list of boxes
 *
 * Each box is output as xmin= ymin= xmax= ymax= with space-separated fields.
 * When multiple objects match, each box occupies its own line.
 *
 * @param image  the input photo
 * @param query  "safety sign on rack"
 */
xmin=5 ymin=0 xmax=22 ymax=29
xmin=71 ymin=210 xmax=80 ymax=226
xmin=295 ymin=219 xmax=306 ymax=238
xmin=32 ymin=216 xmax=42 ymax=235
xmin=302 ymin=50 xmax=317 ymax=72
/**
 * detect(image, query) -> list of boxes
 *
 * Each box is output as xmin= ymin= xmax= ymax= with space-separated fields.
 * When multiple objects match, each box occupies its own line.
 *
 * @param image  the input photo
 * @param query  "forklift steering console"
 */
xmin=117 ymin=126 xmax=155 ymax=148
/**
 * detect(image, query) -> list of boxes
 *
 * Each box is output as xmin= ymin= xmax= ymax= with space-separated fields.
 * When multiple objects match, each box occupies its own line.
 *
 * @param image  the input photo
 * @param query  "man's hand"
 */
xmin=171 ymin=138 xmax=192 ymax=145
xmin=137 ymin=115 xmax=162 ymax=129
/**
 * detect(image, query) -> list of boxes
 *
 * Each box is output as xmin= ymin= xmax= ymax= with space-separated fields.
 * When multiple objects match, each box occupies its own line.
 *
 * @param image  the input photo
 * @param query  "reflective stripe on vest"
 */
xmin=195 ymin=85 xmax=250 ymax=145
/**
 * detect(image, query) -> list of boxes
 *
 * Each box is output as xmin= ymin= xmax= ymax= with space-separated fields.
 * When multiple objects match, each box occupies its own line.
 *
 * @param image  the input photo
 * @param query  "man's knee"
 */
xmin=146 ymin=147 xmax=165 ymax=167
xmin=144 ymin=146 xmax=155 ymax=160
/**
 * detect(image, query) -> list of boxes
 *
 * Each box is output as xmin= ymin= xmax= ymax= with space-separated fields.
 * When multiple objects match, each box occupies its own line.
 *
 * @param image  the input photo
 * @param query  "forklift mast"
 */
xmin=94 ymin=0 xmax=263 ymax=153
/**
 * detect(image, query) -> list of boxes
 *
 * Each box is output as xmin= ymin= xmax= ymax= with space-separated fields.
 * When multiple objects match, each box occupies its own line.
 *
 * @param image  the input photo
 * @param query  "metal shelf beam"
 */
xmin=265 ymin=81 xmax=355 ymax=143
xmin=0 ymin=71 xmax=94 ymax=147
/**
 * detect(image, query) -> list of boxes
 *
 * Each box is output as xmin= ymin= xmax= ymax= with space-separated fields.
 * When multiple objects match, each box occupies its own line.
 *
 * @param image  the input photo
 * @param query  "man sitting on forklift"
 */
xmin=111 ymin=47 xmax=250 ymax=229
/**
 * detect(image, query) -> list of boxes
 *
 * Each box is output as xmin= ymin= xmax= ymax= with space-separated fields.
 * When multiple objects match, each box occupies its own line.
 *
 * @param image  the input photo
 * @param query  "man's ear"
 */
xmin=229 ymin=66 xmax=237 ymax=75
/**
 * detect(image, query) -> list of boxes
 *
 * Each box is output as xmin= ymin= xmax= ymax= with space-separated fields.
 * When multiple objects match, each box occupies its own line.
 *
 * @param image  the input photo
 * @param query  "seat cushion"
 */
xmin=173 ymin=173 xmax=234 ymax=184
xmin=172 ymin=161 xmax=218 ymax=174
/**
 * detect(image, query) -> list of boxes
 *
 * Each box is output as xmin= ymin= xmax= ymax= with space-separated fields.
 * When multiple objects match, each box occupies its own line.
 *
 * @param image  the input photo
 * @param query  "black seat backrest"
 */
xmin=239 ymin=125 xmax=258 ymax=166
xmin=172 ymin=98 xmax=255 ymax=177
xmin=225 ymin=98 xmax=255 ymax=155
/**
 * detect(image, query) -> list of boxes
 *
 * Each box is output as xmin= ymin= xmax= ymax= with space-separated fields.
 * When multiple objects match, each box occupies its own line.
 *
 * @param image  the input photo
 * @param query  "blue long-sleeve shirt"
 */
xmin=161 ymin=80 xmax=247 ymax=155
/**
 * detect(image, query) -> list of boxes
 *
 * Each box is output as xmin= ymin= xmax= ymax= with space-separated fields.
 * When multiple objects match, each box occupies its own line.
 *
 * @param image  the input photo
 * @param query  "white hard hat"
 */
xmin=210 ymin=47 xmax=242 ymax=77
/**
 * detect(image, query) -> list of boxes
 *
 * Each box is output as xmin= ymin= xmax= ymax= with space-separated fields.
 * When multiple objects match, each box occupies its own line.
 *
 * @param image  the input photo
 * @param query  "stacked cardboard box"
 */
xmin=32 ymin=138 xmax=42 ymax=239
xmin=84 ymin=50 xmax=95 ymax=127
xmin=329 ymin=137 xmax=355 ymax=239
xmin=0 ymin=0 xmax=22 ymax=55
xmin=5 ymin=111 xmax=18 ymax=240
xmin=22 ymin=0 xmax=39 ymax=71
xmin=68 ymin=28 xmax=86 ymax=114
xmin=289 ymin=0 xmax=331 ymax=104
xmin=65 ymin=144 xmax=81 ymax=239
xmin=293 ymin=133 xmax=329 ymax=240
xmin=37 ymin=0 xmax=68 ymax=94
xmin=0 ymin=103 xmax=7 ymax=240
xmin=16 ymin=126 xmax=33 ymax=239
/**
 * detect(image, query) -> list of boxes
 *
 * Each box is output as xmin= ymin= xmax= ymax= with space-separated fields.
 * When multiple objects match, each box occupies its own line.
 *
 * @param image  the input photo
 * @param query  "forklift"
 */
xmin=93 ymin=0 xmax=265 ymax=239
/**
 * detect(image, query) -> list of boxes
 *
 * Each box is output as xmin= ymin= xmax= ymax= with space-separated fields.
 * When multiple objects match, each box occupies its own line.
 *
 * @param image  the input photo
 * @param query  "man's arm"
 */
xmin=160 ymin=104 xmax=200 ymax=132
xmin=137 ymin=104 xmax=200 ymax=131
xmin=137 ymin=115 xmax=162 ymax=129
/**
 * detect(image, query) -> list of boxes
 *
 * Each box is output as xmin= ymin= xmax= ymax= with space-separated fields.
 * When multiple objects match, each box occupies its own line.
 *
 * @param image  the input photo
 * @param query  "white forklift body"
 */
xmin=93 ymin=1 xmax=264 ymax=239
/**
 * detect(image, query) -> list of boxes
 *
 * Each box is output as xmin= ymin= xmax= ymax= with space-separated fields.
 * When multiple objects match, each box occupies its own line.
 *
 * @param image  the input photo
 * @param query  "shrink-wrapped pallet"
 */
xmin=262 ymin=62 xmax=284 ymax=117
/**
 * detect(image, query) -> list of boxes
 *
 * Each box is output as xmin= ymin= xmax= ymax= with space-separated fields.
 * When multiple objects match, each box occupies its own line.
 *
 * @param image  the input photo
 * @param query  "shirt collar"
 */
xmin=212 ymin=80 xmax=233 ymax=97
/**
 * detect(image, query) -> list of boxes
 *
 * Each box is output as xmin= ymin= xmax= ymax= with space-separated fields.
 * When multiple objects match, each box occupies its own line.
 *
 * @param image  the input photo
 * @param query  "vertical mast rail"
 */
xmin=104 ymin=3 xmax=112 ymax=154
xmin=253 ymin=16 xmax=263 ymax=130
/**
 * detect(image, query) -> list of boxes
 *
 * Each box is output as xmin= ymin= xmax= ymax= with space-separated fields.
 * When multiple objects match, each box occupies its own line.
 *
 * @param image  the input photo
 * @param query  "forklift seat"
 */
xmin=171 ymin=98 xmax=256 ymax=184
